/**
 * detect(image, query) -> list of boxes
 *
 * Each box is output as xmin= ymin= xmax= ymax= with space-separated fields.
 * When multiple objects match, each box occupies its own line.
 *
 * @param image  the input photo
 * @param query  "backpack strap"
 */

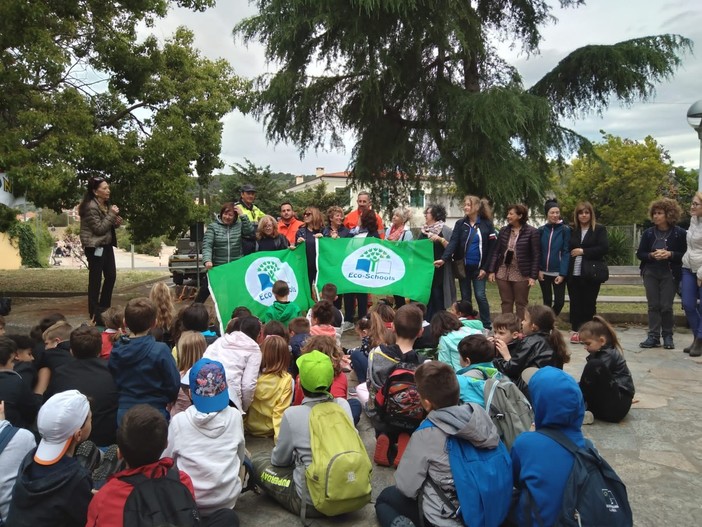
xmin=535 ymin=427 xmax=580 ymax=454
xmin=485 ymin=378 xmax=501 ymax=411
xmin=0 ymin=425 xmax=19 ymax=456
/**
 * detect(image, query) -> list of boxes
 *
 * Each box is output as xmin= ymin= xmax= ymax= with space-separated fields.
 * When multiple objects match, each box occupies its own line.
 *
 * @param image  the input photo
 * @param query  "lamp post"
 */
xmin=687 ymin=100 xmax=702 ymax=191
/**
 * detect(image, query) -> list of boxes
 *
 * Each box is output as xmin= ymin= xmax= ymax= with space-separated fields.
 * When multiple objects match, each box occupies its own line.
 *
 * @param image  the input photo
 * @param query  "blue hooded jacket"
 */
xmin=108 ymin=335 xmax=180 ymax=418
xmin=510 ymin=366 xmax=586 ymax=526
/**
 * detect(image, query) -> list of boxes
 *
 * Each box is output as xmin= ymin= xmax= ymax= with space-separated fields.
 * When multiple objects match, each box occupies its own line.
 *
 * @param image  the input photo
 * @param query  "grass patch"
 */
xmin=0 ymin=269 xmax=169 ymax=293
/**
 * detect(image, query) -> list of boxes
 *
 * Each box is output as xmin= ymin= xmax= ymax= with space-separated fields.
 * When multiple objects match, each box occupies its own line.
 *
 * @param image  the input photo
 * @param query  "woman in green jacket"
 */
xmin=194 ymin=202 xmax=255 ymax=303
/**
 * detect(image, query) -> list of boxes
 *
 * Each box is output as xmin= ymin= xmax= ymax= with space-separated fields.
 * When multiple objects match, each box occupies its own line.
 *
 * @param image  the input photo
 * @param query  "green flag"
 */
xmin=316 ymin=237 xmax=434 ymax=302
xmin=208 ymin=248 xmax=314 ymax=327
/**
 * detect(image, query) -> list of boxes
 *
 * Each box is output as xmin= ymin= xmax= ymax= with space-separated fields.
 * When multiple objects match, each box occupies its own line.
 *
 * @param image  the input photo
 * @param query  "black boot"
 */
xmin=684 ymin=336 xmax=696 ymax=354
xmin=690 ymin=338 xmax=702 ymax=357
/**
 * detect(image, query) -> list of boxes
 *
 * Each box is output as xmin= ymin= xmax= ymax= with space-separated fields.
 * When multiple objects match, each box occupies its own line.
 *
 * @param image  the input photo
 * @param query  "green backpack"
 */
xmin=304 ymin=400 xmax=372 ymax=517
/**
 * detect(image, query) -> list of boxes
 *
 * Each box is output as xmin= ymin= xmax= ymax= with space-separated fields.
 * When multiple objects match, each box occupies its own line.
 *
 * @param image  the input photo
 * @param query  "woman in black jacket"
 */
xmin=255 ymin=215 xmax=290 ymax=252
xmin=488 ymin=204 xmax=540 ymax=321
xmin=567 ymin=202 xmax=609 ymax=343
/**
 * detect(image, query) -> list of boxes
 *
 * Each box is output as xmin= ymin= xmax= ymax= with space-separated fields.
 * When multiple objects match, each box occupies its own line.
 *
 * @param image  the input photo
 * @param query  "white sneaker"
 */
xmin=582 ymin=410 xmax=594 ymax=425
xmin=341 ymin=321 xmax=355 ymax=333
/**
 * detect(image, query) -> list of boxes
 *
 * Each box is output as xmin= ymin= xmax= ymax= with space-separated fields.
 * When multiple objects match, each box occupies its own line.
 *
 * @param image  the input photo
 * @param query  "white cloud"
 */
xmin=149 ymin=0 xmax=702 ymax=174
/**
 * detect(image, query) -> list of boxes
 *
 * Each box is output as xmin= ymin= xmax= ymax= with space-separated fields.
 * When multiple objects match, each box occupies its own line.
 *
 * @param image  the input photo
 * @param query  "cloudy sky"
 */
xmin=149 ymin=0 xmax=702 ymax=175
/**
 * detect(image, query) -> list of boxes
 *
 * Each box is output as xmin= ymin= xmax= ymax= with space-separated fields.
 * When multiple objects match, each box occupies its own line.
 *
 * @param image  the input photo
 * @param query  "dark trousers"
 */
xmin=567 ymin=276 xmax=601 ymax=332
xmin=579 ymin=358 xmax=633 ymax=423
xmin=202 ymin=508 xmax=239 ymax=527
xmin=194 ymin=273 xmax=211 ymax=303
xmin=425 ymin=284 xmax=445 ymax=323
xmin=539 ymin=275 xmax=566 ymax=315
xmin=85 ymin=245 xmax=116 ymax=321
xmin=375 ymin=486 xmax=432 ymax=527
xmin=642 ymin=266 xmax=676 ymax=338
xmin=344 ymin=293 xmax=369 ymax=322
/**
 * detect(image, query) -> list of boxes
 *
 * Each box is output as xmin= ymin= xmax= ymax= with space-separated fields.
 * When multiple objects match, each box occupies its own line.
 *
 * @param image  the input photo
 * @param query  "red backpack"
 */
xmin=374 ymin=362 xmax=426 ymax=431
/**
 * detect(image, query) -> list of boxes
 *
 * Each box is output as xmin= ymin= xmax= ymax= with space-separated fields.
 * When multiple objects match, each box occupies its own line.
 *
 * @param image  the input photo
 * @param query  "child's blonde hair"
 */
xmin=301 ymin=335 xmax=343 ymax=376
xmin=150 ymin=282 xmax=175 ymax=331
xmin=42 ymin=320 xmax=72 ymax=342
xmin=578 ymin=316 xmax=623 ymax=354
xmin=177 ymin=331 xmax=206 ymax=372
xmin=260 ymin=335 xmax=291 ymax=376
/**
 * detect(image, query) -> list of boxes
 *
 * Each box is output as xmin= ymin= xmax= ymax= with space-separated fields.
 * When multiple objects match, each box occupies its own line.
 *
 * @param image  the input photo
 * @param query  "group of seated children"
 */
xmin=0 ymin=279 xmax=636 ymax=526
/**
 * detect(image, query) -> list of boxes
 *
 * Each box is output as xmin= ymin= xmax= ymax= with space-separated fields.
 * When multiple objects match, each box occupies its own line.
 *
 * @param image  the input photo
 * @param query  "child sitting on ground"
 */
xmin=170 ymin=331 xmax=207 ymax=417
xmin=288 ymin=317 xmax=310 ymax=377
xmin=309 ymin=300 xmax=339 ymax=343
xmin=164 ymin=358 xmax=246 ymax=517
xmin=317 ymin=283 xmax=344 ymax=328
xmin=492 ymin=312 xmax=522 ymax=353
xmin=149 ymin=281 xmax=176 ymax=346
xmin=0 ymin=336 xmax=41 ymax=429
xmin=452 ymin=299 xmax=485 ymax=332
xmin=6 ymin=390 xmax=93 ymax=526
xmin=263 ymin=280 xmax=302 ymax=327
xmin=494 ymin=305 xmax=570 ymax=396
xmin=39 ymin=320 xmax=75 ymax=395
xmin=108 ymin=297 xmax=181 ymax=424
xmin=455 ymin=334 xmax=502 ymax=405
xmin=577 ymin=316 xmax=635 ymax=423
xmin=375 ymin=361 xmax=511 ymax=527
xmin=263 ymin=320 xmax=289 ymax=342
xmin=245 ymin=335 xmax=293 ymax=441
xmin=349 ymin=307 xmax=394 ymax=386
xmin=367 ymin=304 xmax=427 ymax=467
xmin=100 ymin=307 xmax=124 ymax=360
xmin=204 ymin=315 xmax=262 ymax=413
xmin=7 ymin=334 xmax=37 ymax=391
xmin=292 ymin=336 xmax=348 ymax=405
xmin=431 ymin=311 xmax=482 ymax=371
xmin=87 ymin=404 xmax=238 ymax=527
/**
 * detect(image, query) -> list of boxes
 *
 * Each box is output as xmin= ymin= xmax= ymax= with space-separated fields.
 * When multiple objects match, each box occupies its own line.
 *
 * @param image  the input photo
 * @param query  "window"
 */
xmin=409 ymin=189 xmax=425 ymax=208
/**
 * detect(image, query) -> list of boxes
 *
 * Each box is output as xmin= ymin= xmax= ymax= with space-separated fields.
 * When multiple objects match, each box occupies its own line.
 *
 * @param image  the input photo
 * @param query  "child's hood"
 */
xmin=185 ymin=405 xmax=238 ymax=438
xmin=15 ymin=451 xmax=84 ymax=497
xmin=207 ymin=331 xmax=260 ymax=357
xmin=272 ymin=301 xmax=298 ymax=318
xmin=110 ymin=335 xmax=158 ymax=366
xmin=428 ymin=403 xmax=499 ymax=449
xmin=530 ymin=366 xmax=584 ymax=431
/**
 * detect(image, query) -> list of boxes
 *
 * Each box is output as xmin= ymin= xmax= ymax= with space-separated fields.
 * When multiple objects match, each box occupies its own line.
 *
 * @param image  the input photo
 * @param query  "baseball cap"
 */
xmin=241 ymin=184 xmax=256 ymax=193
xmin=189 ymin=358 xmax=229 ymax=413
xmin=297 ymin=350 xmax=334 ymax=394
xmin=35 ymin=390 xmax=90 ymax=465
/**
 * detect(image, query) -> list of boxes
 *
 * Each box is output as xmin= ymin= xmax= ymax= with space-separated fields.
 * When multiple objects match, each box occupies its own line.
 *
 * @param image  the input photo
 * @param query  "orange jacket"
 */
xmin=278 ymin=218 xmax=305 ymax=245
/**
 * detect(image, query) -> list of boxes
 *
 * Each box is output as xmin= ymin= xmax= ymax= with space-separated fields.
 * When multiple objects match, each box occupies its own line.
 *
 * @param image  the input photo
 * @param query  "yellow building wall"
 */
xmin=0 ymin=232 xmax=22 ymax=269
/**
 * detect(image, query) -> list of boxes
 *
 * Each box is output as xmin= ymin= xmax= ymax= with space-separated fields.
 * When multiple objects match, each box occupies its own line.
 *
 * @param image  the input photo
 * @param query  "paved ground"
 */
xmin=3 ymin=285 xmax=702 ymax=526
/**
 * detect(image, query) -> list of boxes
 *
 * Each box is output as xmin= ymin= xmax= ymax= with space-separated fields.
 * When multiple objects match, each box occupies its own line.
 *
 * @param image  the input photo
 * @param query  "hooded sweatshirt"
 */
xmin=6 ymin=449 xmax=93 ymax=527
xmin=203 ymin=331 xmax=261 ymax=412
xmin=395 ymin=404 xmax=501 ymax=526
xmin=510 ymin=366 xmax=586 ymax=527
xmin=162 ymin=405 xmax=245 ymax=516
xmin=263 ymin=300 xmax=301 ymax=326
xmin=438 ymin=326 xmax=482 ymax=371
xmin=245 ymin=372 xmax=294 ymax=441
xmin=108 ymin=335 xmax=180 ymax=417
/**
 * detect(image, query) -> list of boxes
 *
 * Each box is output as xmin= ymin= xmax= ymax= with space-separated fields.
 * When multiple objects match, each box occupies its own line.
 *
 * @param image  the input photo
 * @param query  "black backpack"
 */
xmin=530 ymin=428 xmax=633 ymax=527
xmin=119 ymin=467 xmax=201 ymax=527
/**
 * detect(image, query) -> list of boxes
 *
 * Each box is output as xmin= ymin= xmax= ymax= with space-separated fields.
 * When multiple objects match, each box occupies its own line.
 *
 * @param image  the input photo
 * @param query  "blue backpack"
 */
xmin=416 ymin=417 xmax=513 ymax=527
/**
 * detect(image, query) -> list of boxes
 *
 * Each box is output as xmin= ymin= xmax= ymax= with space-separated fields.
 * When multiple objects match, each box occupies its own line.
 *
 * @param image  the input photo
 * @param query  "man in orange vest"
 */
xmin=343 ymin=191 xmax=385 ymax=236
xmin=277 ymin=201 xmax=305 ymax=246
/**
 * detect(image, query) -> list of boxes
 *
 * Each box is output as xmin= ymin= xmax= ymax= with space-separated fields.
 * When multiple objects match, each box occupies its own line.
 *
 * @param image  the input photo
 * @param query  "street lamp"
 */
xmin=687 ymin=100 xmax=702 ymax=191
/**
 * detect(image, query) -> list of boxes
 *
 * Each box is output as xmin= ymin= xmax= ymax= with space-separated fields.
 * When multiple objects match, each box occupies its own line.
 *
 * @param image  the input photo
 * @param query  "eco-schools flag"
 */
xmin=316 ymin=237 xmax=434 ymax=303
xmin=208 ymin=248 xmax=314 ymax=327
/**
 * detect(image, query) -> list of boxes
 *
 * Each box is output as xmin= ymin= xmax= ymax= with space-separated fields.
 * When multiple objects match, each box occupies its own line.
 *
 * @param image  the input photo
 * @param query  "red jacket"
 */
xmin=292 ymin=372 xmax=348 ymax=406
xmin=86 ymin=458 xmax=194 ymax=527
xmin=278 ymin=218 xmax=305 ymax=245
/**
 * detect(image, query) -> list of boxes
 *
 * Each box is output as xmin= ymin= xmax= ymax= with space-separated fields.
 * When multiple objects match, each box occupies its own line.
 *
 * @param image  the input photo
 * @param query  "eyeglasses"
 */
xmin=692 ymin=202 xmax=701 ymax=208
xmin=303 ymin=212 xmax=311 ymax=216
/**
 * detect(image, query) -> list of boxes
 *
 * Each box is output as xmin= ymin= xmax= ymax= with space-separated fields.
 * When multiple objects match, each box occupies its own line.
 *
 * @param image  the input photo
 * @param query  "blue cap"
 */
xmin=189 ymin=359 xmax=229 ymax=413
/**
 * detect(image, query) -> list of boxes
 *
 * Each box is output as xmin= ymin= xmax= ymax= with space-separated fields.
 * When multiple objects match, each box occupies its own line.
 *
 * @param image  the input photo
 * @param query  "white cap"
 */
xmin=34 ymin=390 xmax=90 ymax=465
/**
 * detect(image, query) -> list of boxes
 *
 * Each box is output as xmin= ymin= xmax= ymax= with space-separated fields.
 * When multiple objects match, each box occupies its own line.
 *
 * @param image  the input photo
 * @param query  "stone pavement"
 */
xmin=3 ymin=294 xmax=702 ymax=526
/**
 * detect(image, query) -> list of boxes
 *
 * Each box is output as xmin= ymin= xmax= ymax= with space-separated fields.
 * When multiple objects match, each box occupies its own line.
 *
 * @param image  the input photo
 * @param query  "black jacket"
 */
xmin=441 ymin=216 xmax=497 ymax=271
xmin=0 ymin=370 xmax=41 ymax=429
xmin=568 ymin=224 xmax=609 ymax=276
xmin=40 ymin=341 xmax=74 ymax=373
xmin=582 ymin=346 xmax=635 ymax=397
xmin=46 ymin=358 xmax=118 ymax=447
xmin=6 ymin=450 xmax=93 ymax=527
xmin=493 ymin=332 xmax=561 ymax=394
xmin=636 ymin=225 xmax=687 ymax=282
xmin=488 ymin=224 xmax=541 ymax=279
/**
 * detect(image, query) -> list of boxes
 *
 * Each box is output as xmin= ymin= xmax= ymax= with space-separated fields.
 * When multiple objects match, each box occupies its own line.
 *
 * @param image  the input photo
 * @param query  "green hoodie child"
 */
xmin=263 ymin=280 xmax=302 ymax=327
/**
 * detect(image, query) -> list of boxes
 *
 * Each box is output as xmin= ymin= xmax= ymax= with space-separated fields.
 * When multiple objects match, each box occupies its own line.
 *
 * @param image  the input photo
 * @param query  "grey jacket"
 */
xmin=79 ymin=199 xmax=118 ymax=248
xmin=270 ymin=394 xmax=353 ymax=503
xmin=395 ymin=404 xmax=500 ymax=526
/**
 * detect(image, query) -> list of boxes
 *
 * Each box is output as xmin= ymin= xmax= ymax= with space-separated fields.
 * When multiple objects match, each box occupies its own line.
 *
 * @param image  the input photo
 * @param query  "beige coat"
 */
xmin=79 ymin=199 xmax=118 ymax=248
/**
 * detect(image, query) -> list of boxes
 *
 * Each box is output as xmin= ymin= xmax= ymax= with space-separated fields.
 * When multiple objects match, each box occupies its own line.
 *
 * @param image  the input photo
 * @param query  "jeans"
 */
xmin=85 ymin=245 xmax=116 ymax=321
xmin=459 ymin=267 xmax=492 ymax=328
xmin=539 ymin=274 xmax=566 ymax=316
xmin=350 ymin=350 xmax=369 ymax=383
xmin=567 ymin=276 xmax=601 ymax=332
xmin=681 ymin=267 xmax=702 ymax=337
xmin=579 ymin=358 xmax=633 ymax=423
xmin=642 ymin=266 xmax=676 ymax=338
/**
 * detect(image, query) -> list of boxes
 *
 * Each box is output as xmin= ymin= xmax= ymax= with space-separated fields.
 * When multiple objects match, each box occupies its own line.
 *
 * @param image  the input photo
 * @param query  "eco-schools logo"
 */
xmin=245 ymin=257 xmax=299 ymax=306
xmin=341 ymin=244 xmax=405 ymax=287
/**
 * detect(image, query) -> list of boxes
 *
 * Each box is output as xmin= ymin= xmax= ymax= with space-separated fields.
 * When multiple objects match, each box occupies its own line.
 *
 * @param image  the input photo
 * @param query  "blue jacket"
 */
xmin=636 ymin=225 xmax=687 ymax=282
xmin=538 ymin=222 xmax=571 ymax=276
xmin=108 ymin=335 xmax=180 ymax=414
xmin=441 ymin=216 xmax=497 ymax=271
xmin=510 ymin=366 xmax=586 ymax=527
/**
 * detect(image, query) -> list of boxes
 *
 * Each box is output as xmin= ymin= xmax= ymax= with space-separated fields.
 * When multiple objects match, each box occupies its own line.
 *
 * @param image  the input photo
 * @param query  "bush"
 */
xmin=8 ymin=222 xmax=43 ymax=267
xmin=606 ymin=227 xmax=634 ymax=266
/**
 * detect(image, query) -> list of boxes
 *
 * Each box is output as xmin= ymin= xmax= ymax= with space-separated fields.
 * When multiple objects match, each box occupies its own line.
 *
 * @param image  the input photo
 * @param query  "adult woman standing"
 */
xmin=538 ymin=199 xmax=571 ymax=317
xmin=488 ymin=204 xmax=540 ymax=321
xmin=567 ymin=202 xmax=609 ymax=343
xmin=636 ymin=198 xmax=686 ymax=350
xmin=79 ymin=177 xmax=122 ymax=325
xmin=386 ymin=207 xmax=414 ymax=307
xmin=255 ymin=215 xmax=289 ymax=252
xmin=322 ymin=206 xmax=351 ymax=239
xmin=195 ymin=202 xmax=254 ymax=303
xmin=295 ymin=206 xmax=324 ymax=288
xmin=435 ymin=195 xmax=496 ymax=328
xmin=680 ymin=193 xmax=702 ymax=356
xmin=419 ymin=204 xmax=455 ymax=322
